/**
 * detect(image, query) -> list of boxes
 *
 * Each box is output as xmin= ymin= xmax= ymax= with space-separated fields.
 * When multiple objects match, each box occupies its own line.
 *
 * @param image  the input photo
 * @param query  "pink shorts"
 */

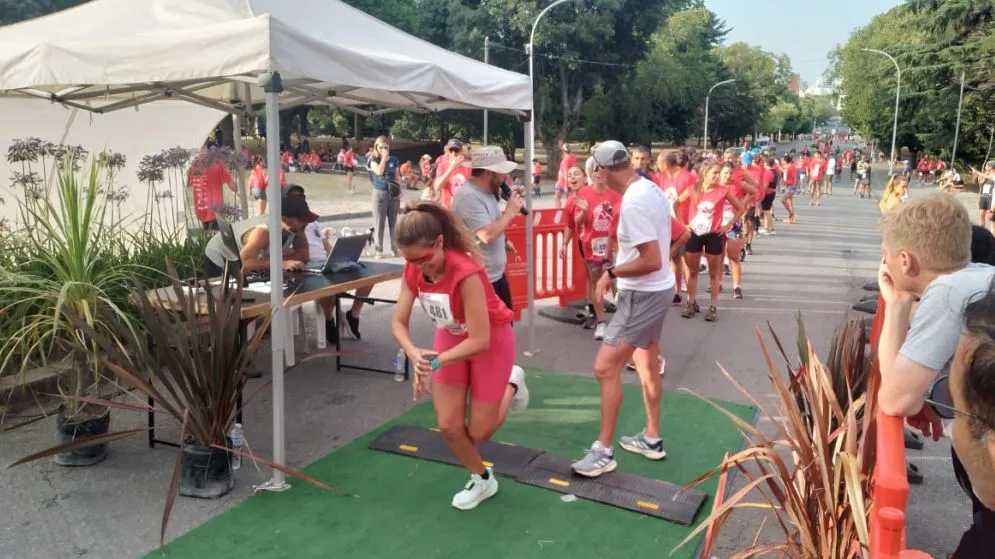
xmin=432 ymin=324 xmax=515 ymax=403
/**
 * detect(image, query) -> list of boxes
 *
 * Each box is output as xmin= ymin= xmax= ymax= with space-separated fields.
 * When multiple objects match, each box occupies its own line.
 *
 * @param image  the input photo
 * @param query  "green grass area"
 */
xmin=154 ymin=371 xmax=754 ymax=559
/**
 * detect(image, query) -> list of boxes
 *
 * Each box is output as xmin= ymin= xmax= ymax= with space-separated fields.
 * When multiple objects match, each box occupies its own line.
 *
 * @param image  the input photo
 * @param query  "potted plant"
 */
xmin=8 ymin=262 xmax=340 ymax=545
xmin=0 ymin=160 xmax=139 ymax=466
xmin=675 ymin=317 xmax=875 ymax=558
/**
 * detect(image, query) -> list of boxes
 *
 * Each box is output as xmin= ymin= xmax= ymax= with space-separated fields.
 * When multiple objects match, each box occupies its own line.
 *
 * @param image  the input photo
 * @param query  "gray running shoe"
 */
xmin=571 ymin=441 xmax=618 ymax=478
xmin=619 ymin=431 xmax=667 ymax=460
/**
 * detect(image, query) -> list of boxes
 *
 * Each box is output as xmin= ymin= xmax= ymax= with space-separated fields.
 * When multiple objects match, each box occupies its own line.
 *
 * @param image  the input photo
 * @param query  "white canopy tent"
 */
xmin=0 ymin=0 xmax=536 ymax=490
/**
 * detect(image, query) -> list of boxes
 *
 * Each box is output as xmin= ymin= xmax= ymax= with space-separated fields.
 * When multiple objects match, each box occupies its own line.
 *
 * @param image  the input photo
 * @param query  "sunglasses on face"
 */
xmin=926 ymin=374 xmax=994 ymax=429
xmin=404 ymin=251 xmax=434 ymax=265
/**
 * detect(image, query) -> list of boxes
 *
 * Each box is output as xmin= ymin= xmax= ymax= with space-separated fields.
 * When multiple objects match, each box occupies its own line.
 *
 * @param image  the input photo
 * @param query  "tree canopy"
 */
xmin=833 ymin=0 xmax=994 ymax=165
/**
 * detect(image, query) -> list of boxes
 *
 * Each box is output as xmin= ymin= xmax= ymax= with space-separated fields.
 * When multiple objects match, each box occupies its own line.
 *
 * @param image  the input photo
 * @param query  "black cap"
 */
xmin=281 ymin=195 xmax=318 ymax=222
xmin=284 ymin=184 xmax=306 ymax=196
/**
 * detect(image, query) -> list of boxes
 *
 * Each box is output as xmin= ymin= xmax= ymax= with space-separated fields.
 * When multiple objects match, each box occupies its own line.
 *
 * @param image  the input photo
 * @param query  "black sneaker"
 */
xmin=734 ymin=287 xmax=743 ymax=299
xmin=345 ymin=313 xmax=361 ymax=340
xmin=745 ymin=244 xmax=753 ymax=256
xmin=724 ymin=263 xmax=731 ymax=276
xmin=672 ymin=293 xmax=682 ymax=306
xmin=583 ymin=314 xmax=597 ymax=330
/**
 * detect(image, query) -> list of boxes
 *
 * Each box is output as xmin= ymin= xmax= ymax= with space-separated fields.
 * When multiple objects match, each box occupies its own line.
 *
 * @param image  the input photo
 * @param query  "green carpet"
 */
xmin=153 ymin=371 xmax=754 ymax=559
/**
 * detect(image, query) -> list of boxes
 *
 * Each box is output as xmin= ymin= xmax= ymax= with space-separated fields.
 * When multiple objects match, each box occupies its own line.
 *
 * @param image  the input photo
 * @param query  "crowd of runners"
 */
xmin=389 ymin=136 xmax=888 ymax=509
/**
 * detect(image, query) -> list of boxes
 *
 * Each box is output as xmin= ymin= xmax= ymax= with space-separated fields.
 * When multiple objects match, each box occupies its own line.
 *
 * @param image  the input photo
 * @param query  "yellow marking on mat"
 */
xmin=497 ymin=441 xmax=515 ymax=446
xmin=636 ymin=501 xmax=660 ymax=511
xmin=548 ymin=478 xmax=571 ymax=487
xmin=429 ymin=428 xmax=440 ymax=432
xmin=483 ymin=461 xmax=494 ymax=468
xmin=398 ymin=444 xmax=419 ymax=452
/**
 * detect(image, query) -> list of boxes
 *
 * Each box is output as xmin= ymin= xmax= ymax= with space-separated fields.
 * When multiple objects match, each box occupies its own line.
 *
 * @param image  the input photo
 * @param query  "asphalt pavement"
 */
xmin=0 ymin=140 xmax=974 ymax=558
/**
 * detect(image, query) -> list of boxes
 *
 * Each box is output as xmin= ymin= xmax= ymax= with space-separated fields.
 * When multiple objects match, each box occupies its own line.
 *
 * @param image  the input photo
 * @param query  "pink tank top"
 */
xmin=687 ymin=186 xmax=728 ymax=236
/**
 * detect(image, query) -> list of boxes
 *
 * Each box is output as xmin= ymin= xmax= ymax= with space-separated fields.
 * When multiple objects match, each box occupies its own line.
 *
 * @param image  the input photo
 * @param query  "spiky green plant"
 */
xmin=675 ymin=318 xmax=877 ymax=558
xmin=0 ymin=161 xmax=139 ymax=419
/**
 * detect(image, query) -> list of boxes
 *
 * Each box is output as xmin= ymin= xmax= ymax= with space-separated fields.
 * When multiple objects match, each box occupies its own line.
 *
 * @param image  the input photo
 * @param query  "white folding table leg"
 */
xmin=284 ymin=306 xmax=298 ymax=367
xmin=313 ymin=301 xmax=327 ymax=350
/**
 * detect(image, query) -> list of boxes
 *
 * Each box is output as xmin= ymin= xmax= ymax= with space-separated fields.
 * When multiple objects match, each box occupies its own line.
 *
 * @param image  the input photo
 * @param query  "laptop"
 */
xmin=303 ymin=233 xmax=369 ymax=274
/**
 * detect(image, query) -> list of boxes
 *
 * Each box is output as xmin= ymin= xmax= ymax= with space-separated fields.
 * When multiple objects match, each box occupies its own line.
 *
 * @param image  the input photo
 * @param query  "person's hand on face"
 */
xmin=877 ymin=256 xmax=916 ymax=306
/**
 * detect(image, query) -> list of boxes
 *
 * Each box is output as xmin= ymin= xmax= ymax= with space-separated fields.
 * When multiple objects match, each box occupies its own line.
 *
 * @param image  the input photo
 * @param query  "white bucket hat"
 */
xmin=470 ymin=146 xmax=518 ymax=174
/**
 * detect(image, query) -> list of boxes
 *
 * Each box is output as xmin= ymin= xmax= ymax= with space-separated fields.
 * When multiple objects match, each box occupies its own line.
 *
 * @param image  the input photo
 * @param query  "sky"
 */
xmin=703 ymin=0 xmax=904 ymax=85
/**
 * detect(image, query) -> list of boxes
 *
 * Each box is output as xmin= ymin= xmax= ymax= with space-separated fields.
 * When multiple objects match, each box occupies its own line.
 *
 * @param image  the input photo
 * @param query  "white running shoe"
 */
xmin=451 ymin=468 xmax=499 ymax=510
xmin=594 ymin=322 xmax=606 ymax=341
xmin=660 ymin=357 xmax=666 ymax=377
xmin=509 ymin=365 xmax=529 ymax=413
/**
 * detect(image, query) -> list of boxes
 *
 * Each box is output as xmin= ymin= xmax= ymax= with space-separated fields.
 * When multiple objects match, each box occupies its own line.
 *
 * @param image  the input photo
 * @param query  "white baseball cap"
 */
xmin=592 ymin=140 xmax=630 ymax=168
xmin=470 ymin=146 xmax=517 ymax=174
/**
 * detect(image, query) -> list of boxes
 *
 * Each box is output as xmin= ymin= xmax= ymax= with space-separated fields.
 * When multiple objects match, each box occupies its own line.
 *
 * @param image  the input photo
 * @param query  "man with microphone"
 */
xmin=452 ymin=146 xmax=525 ymax=311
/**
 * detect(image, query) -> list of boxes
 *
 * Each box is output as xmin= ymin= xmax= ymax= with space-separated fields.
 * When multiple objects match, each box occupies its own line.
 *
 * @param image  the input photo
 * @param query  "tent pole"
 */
xmin=523 ymin=117 xmax=536 ymax=355
xmin=261 ymin=72 xmax=290 ymax=492
xmin=232 ymin=114 xmax=249 ymax=217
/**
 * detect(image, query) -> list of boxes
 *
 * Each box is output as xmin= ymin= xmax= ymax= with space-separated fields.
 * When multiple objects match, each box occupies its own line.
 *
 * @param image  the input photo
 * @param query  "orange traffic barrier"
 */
xmin=505 ymin=209 xmax=588 ymax=321
xmin=869 ymin=295 xmax=931 ymax=559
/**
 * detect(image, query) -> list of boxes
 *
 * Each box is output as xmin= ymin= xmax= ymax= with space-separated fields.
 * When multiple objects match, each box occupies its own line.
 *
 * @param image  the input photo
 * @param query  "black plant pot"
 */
xmin=179 ymin=440 xmax=234 ymax=499
xmin=55 ymin=410 xmax=111 ymax=467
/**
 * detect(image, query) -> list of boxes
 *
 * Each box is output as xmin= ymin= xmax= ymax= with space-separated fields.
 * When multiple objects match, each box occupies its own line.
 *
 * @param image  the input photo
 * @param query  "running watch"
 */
xmin=606 ymin=265 xmax=617 ymax=280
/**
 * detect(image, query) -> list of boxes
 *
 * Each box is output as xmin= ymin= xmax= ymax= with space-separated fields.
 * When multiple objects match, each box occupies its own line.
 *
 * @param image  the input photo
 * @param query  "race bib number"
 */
xmin=591 ymin=237 xmax=609 ymax=257
xmin=419 ymin=292 xmax=464 ymax=335
xmin=690 ymin=214 xmax=711 ymax=236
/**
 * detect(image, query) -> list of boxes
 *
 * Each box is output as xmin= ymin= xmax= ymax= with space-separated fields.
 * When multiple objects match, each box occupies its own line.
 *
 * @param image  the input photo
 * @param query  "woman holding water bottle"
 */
xmin=391 ymin=201 xmax=529 ymax=511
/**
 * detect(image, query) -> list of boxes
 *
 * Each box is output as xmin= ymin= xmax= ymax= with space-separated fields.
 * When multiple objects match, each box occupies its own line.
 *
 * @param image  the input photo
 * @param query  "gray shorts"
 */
xmin=603 ymin=288 xmax=675 ymax=349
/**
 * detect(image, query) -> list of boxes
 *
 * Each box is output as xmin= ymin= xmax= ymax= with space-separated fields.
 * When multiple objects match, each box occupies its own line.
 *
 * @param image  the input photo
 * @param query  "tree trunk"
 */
xmin=217 ymin=115 xmax=235 ymax=149
xmin=295 ymin=106 xmax=311 ymax=137
xmin=354 ymin=114 xmax=363 ymax=142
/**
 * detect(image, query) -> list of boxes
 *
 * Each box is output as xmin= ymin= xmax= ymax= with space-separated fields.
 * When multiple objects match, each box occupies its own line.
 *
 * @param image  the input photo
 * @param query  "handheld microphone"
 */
xmin=500 ymin=182 xmax=529 ymax=216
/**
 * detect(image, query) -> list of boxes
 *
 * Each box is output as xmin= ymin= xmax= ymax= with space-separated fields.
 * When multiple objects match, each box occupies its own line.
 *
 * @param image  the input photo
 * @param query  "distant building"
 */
xmin=800 ymin=77 xmax=838 ymax=98
xmin=789 ymin=74 xmax=801 ymax=94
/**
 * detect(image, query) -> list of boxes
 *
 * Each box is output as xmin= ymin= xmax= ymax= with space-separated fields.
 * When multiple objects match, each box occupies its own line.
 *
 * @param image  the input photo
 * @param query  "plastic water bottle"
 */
xmin=394 ymin=349 xmax=406 ymax=382
xmin=229 ymin=423 xmax=243 ymax=470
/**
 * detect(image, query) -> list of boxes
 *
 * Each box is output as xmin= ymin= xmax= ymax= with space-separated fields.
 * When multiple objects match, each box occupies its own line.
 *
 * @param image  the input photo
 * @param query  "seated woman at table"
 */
xmin=202 ymin=194 xmax=316 ymax=277
xmin=286 ymin=185 xmax=369 ymax=342
xmin=391 ymin=201 xmax=529 ymax=511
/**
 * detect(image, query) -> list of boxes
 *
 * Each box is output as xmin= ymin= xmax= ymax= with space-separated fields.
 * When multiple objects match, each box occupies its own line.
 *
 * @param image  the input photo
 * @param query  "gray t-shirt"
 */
xmin=452 ymin=181 xmax=506 ymax=282
xmin=900 ymin=263 xmax=995 ymax=371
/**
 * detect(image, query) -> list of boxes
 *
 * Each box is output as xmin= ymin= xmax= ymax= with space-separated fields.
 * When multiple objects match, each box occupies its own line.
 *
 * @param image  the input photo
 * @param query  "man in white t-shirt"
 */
xmin=571 ymin=141 xmax=676 ymax=478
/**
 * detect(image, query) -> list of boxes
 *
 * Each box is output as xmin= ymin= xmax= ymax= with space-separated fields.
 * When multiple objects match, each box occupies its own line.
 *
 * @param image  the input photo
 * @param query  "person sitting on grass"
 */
xmin=391 ymin=201 xmax=529 ymax=510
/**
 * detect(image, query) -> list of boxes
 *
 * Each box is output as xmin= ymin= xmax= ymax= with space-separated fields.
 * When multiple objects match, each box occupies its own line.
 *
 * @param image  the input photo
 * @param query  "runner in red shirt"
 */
xmin=780 ymin=154 xmax=799 ymax=224
xmin=808 ymin=151 xmax=826 ymax=206
xmin=555 ymin=144 xmax=578 ymax=209
xmin=532 ymin=158 xmax=543 ymax=197
xmin=561 ymin=165 xmax=621 ymax=339
xmin=654 ymin=151 xmax=694 ymax=305
xmin=758 ymin=157 xmax=778 ymax=235
xmin=392 ymin=201 xmax=529 ymax=511
xmin=187 ymin=159 xmax=236 ymax=230
xmin=248 ymin=156 xmax=287 ymax=216
xmin=721 ymin=161 xmax=758 ymax=301
xmin=343 ymin=146 xmax=357 ymax=194
xmin=677 ymin=160 xmax=746 ymax=322
xmin=433 ymin=139 xmax=472 ymax=209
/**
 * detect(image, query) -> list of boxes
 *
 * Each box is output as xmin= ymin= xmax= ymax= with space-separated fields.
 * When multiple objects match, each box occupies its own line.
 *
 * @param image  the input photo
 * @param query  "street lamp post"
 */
xmin=703 ymin=79 xmax=735 ymax=151
xmin=862 ymin=48 xmax=901 ymax=174
xmin=525 ymin=0 xmax=575 ymax=354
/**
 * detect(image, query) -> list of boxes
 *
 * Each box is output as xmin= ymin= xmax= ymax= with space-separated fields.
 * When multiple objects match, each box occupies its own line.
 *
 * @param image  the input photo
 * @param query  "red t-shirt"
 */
xmin=687 ymin=186 xmax=729 ymax=236
xmin=249 ymin=165 xmax=287 ymax=191
xmin=188 ymin=162 xmax=232 ymax=223
xmin=434 ymin=154 xmax=472 ymax=209
xmin=653 ymin=169 xmax=694 ymax=223
xmin=533 ymin=162 xmax=542 ymax=177
xmin=801 ymin=156 xmax=813 ymax=173
xmin=669 ymin=217 xmax=687 ymax=245
xmin=810 ymin=159 xmax=826 ymax=180
xmin=343 ymin=151 xmax=355 ymax=167
xmin=784 ymin=164 xmax=798 ymax=186
xmin=564 ymin=186 xmax=622 ymax=263
xmin=403 ymin=249 xmax=513 ymax=335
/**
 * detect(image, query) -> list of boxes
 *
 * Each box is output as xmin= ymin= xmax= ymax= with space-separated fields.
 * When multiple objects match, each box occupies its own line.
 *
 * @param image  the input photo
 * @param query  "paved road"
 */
xmin=0 ymin=141 xmax=973 ymax=558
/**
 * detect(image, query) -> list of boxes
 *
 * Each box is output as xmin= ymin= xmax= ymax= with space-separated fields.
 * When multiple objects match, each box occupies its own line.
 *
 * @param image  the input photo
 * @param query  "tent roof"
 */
xmin=0 ymin=0 xmax=531 ymax=115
